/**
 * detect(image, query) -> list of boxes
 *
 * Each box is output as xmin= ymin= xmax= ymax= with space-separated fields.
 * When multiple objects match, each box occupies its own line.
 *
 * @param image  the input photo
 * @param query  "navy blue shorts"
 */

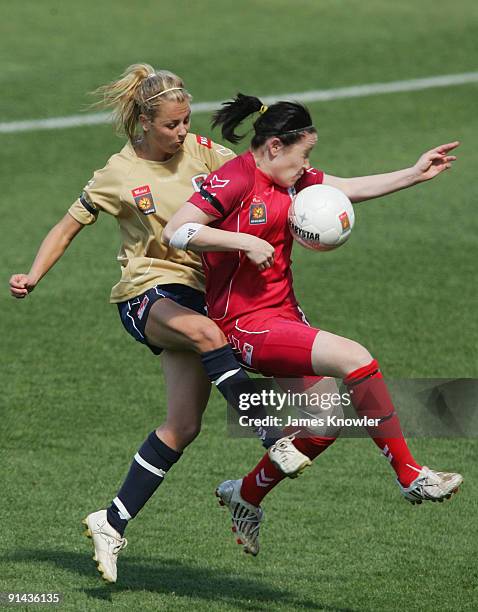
xmin=117 ymin=283 xmax=207 ymax=355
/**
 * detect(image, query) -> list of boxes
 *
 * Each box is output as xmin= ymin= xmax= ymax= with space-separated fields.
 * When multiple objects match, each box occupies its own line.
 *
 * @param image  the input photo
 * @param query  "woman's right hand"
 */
xmin=243 ymin=235 xmax=275 ymax=271
xmin=9 ymin=274 xmax=37 ymax=298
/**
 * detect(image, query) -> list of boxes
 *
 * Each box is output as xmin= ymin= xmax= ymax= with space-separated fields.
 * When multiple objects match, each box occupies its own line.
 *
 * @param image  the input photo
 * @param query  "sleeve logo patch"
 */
xmin=196 ymin=135 xmax=212 ymax=148
xmin=132 ymin=185 xmax=156 ymax=215
xmin=339 ymin=211 xmax=350 ymax=232
xmin=192 ymin=174 xmax=208 ymax=192
xmin=249 ymin=197 xmax=267 ymax=225
xmin=214 ymin=145 xmax=234 ymax=157
xmin=209 ymin=174 xmax=230 ymax=189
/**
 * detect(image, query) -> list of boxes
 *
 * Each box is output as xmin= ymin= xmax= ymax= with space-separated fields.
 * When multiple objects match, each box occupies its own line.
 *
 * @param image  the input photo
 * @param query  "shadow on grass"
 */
xmin=2 ymin=549 xmax=356 ymax=611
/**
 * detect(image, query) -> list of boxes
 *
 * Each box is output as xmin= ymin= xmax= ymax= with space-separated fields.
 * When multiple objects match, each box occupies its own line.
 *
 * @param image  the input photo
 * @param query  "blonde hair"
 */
xmin=92 ymin=63 xmax=192 ymax=141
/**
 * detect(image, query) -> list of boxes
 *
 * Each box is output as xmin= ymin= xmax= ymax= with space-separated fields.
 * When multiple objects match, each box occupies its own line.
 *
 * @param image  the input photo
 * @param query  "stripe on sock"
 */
xmin=377 ymin=410 xmax=397 ymax=424
xmin=382 ymin=445 xmax=393 ymax=463
xmin=134 ymin=452 xmax=167 ymax=478
xmin=214 ymin=368 xmax=241 ymax=386
xmin=113 ymin=496 xmax=132 ymax=521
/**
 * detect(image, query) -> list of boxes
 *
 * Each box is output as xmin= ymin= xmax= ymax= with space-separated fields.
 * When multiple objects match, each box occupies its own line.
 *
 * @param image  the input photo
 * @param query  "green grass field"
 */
xmin=1 ymin=1 xmax=477 ymax=610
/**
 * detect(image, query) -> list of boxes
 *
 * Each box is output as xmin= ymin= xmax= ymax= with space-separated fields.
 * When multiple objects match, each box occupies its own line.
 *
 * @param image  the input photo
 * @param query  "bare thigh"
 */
xmin=145 ymin=298 xmax=226 ymax=353
xmin=311 ymin=330 xmax=373 ymax=379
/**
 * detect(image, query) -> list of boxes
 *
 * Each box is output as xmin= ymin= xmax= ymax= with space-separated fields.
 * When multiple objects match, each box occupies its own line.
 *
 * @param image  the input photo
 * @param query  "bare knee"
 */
xmin=187 ymin=320 xmax=226 ymax=353
xmin=312 ymin=331 xmax=375 ymax=380
xmin=340 ymin=341 xmax=373 ymax=377
xmin=156 ymin=421 xmax=201 ymax=452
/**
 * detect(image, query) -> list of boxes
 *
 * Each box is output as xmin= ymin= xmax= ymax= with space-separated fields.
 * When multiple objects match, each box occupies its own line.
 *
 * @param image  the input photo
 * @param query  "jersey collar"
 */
xmin=244 ymin=150 xmax=276 ymax=191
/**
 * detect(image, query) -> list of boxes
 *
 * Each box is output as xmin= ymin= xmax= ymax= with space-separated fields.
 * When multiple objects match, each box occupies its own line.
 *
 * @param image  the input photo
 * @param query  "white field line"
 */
xmin=1 ymin=71 xmax=477 ymax=135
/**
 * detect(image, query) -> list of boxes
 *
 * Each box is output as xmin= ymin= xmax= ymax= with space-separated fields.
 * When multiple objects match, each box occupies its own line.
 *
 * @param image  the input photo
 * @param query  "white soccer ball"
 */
xmin=288 ymin=184 xmax=355 ymax=251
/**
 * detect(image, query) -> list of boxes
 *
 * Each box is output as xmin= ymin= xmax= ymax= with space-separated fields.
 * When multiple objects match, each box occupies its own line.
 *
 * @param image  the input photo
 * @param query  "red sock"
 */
xmin=240 ymin=435 xmax=336 ymax=507
xmin=344 ymin=359 xmax=421 ymax=486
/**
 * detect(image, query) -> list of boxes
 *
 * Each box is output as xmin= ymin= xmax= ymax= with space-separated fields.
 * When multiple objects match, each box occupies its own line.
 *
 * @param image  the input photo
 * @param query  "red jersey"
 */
xmin=188 ymin=151 xmax=323 ymax=330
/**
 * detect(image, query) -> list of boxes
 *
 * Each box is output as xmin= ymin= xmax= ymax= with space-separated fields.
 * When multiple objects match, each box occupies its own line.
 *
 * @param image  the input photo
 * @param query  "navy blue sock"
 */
xmin=107 ymin=432 xmax=181 ymax=535
xmin=201 ymin=345 xmax=282 ymax=448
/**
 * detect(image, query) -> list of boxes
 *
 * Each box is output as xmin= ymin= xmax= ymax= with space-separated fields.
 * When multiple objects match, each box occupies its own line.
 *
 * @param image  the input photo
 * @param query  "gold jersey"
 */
xmin=68 ymin=133 xmax=235 ymax=303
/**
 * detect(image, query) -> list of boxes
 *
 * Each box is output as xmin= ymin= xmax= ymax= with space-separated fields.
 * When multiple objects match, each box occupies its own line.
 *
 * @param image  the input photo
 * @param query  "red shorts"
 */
xmin=225 ymin=304 xmax=320 ymax=378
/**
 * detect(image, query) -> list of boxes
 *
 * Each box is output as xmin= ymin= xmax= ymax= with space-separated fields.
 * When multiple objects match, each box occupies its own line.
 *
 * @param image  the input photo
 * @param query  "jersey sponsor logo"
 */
xmin=191 ymin=174 xmax=208 ymax=192
xmin=209 ymin=174 xmax=230 ymax=189
xmin=137 ymin=294 xmax=150 ymax=320
xmin=339 ymin=211 xmax=351 ymax=232
xmin=132 ymin=185 xmax=156 ymax=215
xmin=196 ymin=135 xmax=212 ymax=148
xmin=249 ymin=197 xmax=267 ymax=225
xmin=242 ymin=343 xmax=254 ymax=366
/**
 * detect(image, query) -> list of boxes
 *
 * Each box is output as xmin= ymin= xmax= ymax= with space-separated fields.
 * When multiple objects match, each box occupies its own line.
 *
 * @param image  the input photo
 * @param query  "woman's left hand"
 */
xmin=412 ymin=141 xmax=459 ymax=182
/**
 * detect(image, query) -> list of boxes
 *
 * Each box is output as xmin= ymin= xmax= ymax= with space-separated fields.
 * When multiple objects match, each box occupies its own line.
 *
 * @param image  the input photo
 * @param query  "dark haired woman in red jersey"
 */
xmin=163 ymin=93 xmax=462 ymax=555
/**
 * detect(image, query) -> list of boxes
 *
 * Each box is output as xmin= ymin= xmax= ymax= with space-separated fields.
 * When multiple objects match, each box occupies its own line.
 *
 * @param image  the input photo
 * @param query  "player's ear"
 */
xmin=139 ymin=113 xmax=150 ymax=132
xmin=267 ymin=137 xmax=284 ymax=157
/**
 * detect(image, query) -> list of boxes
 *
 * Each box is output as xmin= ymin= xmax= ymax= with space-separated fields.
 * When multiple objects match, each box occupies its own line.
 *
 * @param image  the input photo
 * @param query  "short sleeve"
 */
xmin=207 ymin=142 xmax=236 ymax=172
xmin=67 ymin=164 xmax=122 ymax=226
xmin=188 ymin=158 xmax=251 ymax=219
xmin=68 ymin=195 xmax=99 ymax=225
xmin=295 ymin=167 xmax=324 ymax=192
xmin=191 ymin=134 xmax=236 ymax=174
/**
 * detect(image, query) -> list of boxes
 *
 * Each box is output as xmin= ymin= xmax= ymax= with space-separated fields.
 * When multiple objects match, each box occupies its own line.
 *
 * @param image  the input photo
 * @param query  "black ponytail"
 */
xmin=211 ymin=93 xmax=262 ymax=144
xmin=212 ymin=93 xmax=316 ymax=148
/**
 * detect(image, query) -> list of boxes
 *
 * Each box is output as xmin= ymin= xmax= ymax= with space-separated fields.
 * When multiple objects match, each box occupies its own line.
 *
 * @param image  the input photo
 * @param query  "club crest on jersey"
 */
xmin=249 ymin=197 xmax=267 ymax=225
xmin=196 ymin=134 xmax=212 ymax=148
xmin=192 ymin=174 xmax=208 ymax=192
xmin=339 ymin=211 xmax=351 ymax=232
xmin=132 ymin=185 xmax=156 ymax=215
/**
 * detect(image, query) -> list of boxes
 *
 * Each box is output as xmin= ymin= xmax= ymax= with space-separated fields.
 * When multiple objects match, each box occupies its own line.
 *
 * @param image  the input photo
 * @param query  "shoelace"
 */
xmin=94 ymin=520 xmax=128 ymax=554
xmin=233 ymin=503 xmax=262 ymax=523
xmin=113 ymin=539 xmax=128 ymax=555
xmin=274 ymin=435 xmax=297 ymax=455
xmin=232 ymin=504 xmax=262 ymax=539
xmin=413 ymin=470 xmax=444 ymax=498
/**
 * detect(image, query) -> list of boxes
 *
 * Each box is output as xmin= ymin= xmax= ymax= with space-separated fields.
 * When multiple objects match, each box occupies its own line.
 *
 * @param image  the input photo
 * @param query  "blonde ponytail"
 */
xmin=91 ymin=63 xmax=191 ymax=141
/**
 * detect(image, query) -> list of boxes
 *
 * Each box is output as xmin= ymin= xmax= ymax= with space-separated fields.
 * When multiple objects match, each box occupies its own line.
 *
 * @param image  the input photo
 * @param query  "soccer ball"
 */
xmin=288 ymin=184 xmax=355 ymax=251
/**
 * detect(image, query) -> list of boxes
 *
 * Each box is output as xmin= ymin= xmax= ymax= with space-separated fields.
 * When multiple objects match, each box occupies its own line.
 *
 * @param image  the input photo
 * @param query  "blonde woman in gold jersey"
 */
xmin=9 ymin=65 xmax=306 ymax=582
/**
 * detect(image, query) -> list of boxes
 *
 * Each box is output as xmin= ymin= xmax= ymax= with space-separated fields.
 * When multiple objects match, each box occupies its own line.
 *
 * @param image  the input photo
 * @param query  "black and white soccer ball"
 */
xmin=288 ymin=184 xmax=355 ymax=251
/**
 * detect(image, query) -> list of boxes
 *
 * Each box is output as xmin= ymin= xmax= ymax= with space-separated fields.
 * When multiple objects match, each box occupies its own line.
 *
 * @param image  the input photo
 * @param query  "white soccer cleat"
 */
xmin=215 ymin=479 xmax=263 ymax=556
xmin=398 ymin=466 xmax=463 ymax=505
xmin=268 ymin=435 xmax=312 ymax=478
xmin=82 ymin=509 xmax=127 ymax=583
